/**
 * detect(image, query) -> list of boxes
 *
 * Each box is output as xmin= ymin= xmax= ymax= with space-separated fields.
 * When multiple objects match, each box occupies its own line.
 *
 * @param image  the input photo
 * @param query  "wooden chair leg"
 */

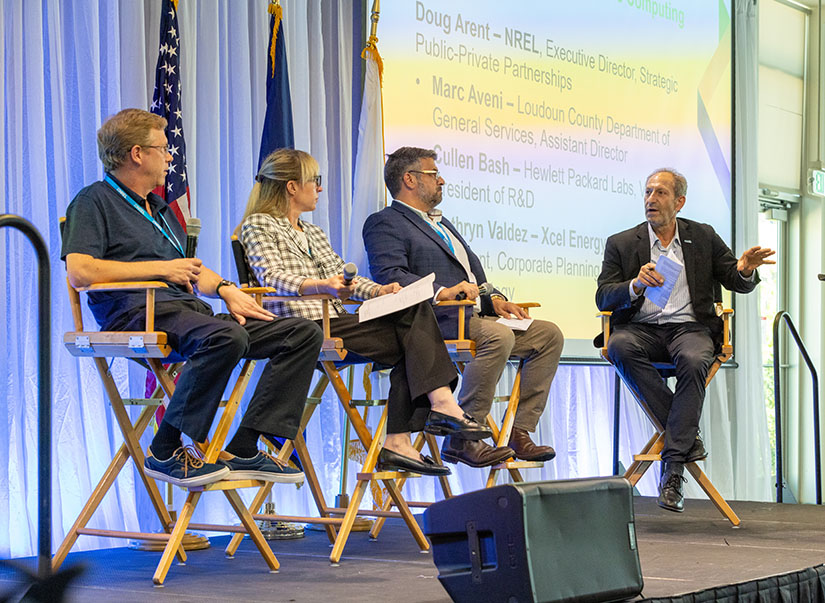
xmin=224 ymin=489 xmax=280 ymax=571
xmin=370 ymin=432 xmax=422 ymax=539
xmin=53 ymin=398 xmax=186 ymax=570
xmin=685 ymin=462 xmax=741 ymax=527
xmin=225 ymin=482 xmax=273 ymax=558
xmin=153 ymin=491 xmax=202 ymax=585
xmin=484 ymin=362 xmax=527 ymax=488
xmin=383 ymin=478 xmax=429 ymax=552
xmin=329 ymin=477 xmax=371 ymax=564
xmin=623 ymin=432 xmax=663 ymax=485
xmin=52 ymin=442 xmax=136 ymax=570
xmin=496 ymin=362 xmax=522 ymax=448
xmin=330 ymin=407 xmax=386 ymax=563
xmin=369 ymin=432 xmax=453 ymax=541
xmin=292 ymin=429 xmax=338 ymax=542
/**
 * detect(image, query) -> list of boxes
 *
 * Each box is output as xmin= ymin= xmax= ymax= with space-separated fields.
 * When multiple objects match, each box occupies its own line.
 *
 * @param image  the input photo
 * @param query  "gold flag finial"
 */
xmin=369 ymin=0 xmax=380 ymax=40
xmin=363 ymin=0 xmax=383 ymax=83
xmin=268 ymin=0 xmax=283 ymax=79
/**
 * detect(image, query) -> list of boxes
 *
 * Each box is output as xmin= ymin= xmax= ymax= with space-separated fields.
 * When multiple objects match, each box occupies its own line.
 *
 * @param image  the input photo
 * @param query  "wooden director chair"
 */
xmin=56 ymin=221 xmax=285 ymax=585
xmin=450 ymin=300 xmax=546 ymax=488
xmin=598 ymin=305 xmax=741 ymax=526
xmin=369 ymin=300 xmax=548 ymax=538
xmin=223 ymin=237 xmax=432 ymax=565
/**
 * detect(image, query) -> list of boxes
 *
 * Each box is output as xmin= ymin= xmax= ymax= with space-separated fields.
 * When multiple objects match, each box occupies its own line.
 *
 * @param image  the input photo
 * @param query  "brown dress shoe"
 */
xmin=440 ymin=436 xmax=514 ymax=468
xmin=507 ymin=427 xmax=556 ymax=462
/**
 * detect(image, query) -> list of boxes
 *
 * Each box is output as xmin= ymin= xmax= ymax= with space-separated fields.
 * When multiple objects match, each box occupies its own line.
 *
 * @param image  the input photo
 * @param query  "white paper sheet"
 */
xmin=358 ymin=273 xmax=436 ymax=322
xmin=644 ymin=253 xmax=683 ymax=308
xmin=496 ymin=317 xmax=534 ymax=331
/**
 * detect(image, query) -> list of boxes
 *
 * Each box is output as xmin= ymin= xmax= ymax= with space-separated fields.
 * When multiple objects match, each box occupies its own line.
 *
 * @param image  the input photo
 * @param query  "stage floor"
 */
xmin=2 ymin=497 xmax=824 ymax=602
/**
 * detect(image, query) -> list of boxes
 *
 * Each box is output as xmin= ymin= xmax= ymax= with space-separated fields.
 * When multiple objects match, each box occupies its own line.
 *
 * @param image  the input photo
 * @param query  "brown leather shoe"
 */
xmin=508 ymin=427 xmax=556 ymax=462
xmin=440 ymin=436 xmax=514 ymax=468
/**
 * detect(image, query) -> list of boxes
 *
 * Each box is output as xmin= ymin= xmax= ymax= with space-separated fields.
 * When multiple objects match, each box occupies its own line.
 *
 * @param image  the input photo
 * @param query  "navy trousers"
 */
xmin=111 ymin=298 xmax=323 ymax=442
xmin=607 ymin=322 xmax=716 ymax=462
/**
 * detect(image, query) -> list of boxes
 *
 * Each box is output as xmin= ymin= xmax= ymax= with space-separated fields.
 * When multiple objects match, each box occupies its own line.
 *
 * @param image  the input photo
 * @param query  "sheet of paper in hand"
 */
xmin=358 ymin=273 xmax=436 ymax=322
xmin=644 ymin=254 xmax=683 ymax=308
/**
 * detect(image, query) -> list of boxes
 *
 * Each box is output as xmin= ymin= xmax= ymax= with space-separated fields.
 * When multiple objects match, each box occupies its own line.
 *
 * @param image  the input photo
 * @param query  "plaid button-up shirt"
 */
xmin=240 ymin=213 xmax=379 ymax=320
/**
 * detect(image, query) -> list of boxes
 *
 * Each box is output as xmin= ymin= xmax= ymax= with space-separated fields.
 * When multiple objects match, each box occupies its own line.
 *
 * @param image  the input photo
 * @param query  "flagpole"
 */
xmin=365 ymin=0 xmax=385 ymax=209
xmin=369 ymin=0 xmax=380 ymax=40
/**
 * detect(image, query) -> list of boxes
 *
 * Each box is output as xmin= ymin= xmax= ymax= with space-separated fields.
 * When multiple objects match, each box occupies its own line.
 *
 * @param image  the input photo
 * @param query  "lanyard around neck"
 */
xmin=105 ymin=175 xmax=184 ymax=257
xmin=429 ymin=219 xmax=455 ymax=254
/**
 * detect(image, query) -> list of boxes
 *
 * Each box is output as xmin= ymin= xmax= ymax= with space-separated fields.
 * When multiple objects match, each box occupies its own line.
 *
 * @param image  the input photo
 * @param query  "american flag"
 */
xmin=150 ymin=0 xmax=190 ymax=226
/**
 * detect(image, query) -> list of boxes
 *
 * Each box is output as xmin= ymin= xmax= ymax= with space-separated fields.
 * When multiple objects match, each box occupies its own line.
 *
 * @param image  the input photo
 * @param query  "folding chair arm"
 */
xmin=597 ymin=311 xmax=612 ymax=359
xmin=237 ymin=290 xmax=349 ymax=360
xmin=71 ymin=281 xmax=169 ymax=332
xmin=435 ymin=299 xmax=475 ymax=341
xmin=76 ymin=281 xmax=169 ymax=292
xmin=716 ymin=304 xmax=734 ymax=358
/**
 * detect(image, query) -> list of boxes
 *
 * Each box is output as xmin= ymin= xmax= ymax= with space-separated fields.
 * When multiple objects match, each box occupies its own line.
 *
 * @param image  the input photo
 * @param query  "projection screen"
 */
xmin=378 ymin=0 xmax=733 ymax=355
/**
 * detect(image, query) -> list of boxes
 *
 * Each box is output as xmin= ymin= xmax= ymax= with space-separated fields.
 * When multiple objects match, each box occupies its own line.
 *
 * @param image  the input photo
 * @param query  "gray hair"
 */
xmin=646 ymin=168 xmax=687 ymax=197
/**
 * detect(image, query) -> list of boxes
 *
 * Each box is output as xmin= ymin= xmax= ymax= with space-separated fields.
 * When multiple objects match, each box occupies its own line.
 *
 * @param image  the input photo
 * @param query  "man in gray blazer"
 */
xmin=596 ymin=168 xmax=774 ymax=512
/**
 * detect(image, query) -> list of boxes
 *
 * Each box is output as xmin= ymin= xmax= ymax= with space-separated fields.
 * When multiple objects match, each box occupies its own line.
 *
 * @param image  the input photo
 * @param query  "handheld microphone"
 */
xmin=185 ymin=217 xmax=201 ymax=258
xmin=342 ymin=262 xmax=358 ymax=285
xmin=456 ymin=282 xmax=493 ymax=300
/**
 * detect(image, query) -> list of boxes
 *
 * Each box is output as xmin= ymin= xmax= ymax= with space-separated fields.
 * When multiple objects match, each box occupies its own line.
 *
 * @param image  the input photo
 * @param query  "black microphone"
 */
xmin=342 ymin=262 xmax=358 ymax=285
xmin=185 ymin=217 xmax=201 ymax=258
xmin=456 ymin=282 xmax=493 ymax=300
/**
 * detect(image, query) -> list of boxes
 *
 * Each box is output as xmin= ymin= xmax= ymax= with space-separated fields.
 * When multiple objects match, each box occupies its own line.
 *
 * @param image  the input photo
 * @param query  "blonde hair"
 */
xmin=97 ymin=108 xmax=167 ymax=172
xmin=235 ymin=148 xmax=319 ymax=235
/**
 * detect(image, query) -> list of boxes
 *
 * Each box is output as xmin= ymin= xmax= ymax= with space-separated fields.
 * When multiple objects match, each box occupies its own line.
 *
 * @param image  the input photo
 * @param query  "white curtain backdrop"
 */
xmin=1 ymin=0 xmax=770 ymax=559
xmin=730 ymin=0 xmax=773 ymax=502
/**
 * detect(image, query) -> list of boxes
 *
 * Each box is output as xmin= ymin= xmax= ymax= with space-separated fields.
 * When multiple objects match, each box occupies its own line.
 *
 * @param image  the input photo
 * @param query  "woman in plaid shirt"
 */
xmin=236 ymin=149 xmax=494 ymax=475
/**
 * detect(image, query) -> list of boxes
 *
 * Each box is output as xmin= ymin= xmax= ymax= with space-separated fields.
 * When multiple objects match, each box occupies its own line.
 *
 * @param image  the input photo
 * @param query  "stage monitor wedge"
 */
xmin=423 ymin=477 xmax=643 ymax=603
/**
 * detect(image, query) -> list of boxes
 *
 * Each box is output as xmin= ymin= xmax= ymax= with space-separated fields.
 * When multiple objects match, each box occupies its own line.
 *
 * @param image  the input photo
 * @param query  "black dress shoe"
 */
xmin=686 ymin=436 xmax=708 ymax=462
xmin=658 ymin=461 xmax=686 ymax=512
xmin=424 ymin=410 xmax=492 ymax=440
xmin=376 ymin=448 xmax=451 ymax=476
xmin=441 ymin=437 xmax=514 ymax=468
xmin=508 ymin=427 xmax=556 ymax=462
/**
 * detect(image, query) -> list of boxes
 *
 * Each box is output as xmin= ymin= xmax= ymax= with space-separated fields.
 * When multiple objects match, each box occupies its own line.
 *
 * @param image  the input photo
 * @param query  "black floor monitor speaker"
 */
xmin=423 ymin=477 xmax=643 ymax=603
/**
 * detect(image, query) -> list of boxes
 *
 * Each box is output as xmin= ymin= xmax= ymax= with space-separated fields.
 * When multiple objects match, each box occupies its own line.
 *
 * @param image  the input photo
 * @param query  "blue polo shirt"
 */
xmin=61 ymin=173 xmax=209 ymax=329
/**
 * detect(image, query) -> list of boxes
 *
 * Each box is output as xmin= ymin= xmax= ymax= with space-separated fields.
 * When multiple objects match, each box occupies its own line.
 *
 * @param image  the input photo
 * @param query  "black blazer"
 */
xmin=594 ymin=218 xmax=758 ymax=349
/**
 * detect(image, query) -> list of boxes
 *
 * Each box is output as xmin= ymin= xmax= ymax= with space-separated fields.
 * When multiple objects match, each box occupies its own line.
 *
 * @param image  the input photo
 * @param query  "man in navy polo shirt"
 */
xmin=62 ymin=108 xmax=323 ymax=487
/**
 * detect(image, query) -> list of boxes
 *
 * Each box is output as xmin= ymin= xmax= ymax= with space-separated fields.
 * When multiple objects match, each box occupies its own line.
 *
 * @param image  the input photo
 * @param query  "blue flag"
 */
xmin=258 ymin=2 xmax=294 ymax=171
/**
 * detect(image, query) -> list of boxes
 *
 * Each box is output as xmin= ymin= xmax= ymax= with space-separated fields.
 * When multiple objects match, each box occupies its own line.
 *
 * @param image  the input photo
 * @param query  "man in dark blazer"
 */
xmin=363 ymin=146 xmax=564 ymax=469
xmin=596 ymin=168 xmax=774 ymax=512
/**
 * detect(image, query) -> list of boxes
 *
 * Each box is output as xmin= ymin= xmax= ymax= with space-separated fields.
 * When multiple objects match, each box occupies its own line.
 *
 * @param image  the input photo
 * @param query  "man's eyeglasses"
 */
xmin=142 ymin=145 xmax=170 ymax=154
xmin=409 ymin=169 xmax=440 ymax=180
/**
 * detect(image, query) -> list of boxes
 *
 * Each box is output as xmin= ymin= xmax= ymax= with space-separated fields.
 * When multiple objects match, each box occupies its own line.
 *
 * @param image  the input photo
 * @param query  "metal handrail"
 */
xmin=0 ymin=215 xmax=51 ymax=576
xmin=773 ymin=311 xmax=821 ymax=504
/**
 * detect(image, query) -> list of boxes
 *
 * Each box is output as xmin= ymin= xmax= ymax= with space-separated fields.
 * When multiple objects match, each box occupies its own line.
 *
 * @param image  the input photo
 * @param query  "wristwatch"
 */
xmin=215 ymin=279 xmax=237 ymax=298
